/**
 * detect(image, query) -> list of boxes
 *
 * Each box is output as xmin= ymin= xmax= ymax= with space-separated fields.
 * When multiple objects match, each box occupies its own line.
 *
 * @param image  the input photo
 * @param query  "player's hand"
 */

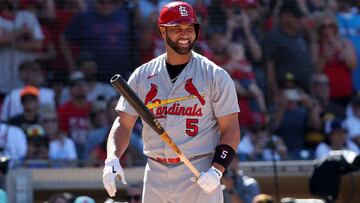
xmin=103 ymin=156 xmax=127 ymax=197
xmin=193 ymin=166 xmax=222 ymax=193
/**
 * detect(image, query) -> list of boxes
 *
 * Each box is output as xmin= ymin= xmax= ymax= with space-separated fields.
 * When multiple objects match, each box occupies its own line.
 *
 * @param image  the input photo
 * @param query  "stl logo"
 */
xmin=179 ymin=6 xmax=188 ymax=16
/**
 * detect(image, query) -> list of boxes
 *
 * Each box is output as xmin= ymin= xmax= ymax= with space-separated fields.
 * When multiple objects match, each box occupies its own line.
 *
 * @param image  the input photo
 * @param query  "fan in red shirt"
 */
xmin=316 ymin=14 xmax=357 ymax=107
xmin=57 ymin=71 xmax=91 ymax=160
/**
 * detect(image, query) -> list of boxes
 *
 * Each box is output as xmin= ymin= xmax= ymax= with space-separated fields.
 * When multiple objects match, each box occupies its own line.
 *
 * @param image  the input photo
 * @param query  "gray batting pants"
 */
xmin=142 ymin=155 xmax=223 ymax=203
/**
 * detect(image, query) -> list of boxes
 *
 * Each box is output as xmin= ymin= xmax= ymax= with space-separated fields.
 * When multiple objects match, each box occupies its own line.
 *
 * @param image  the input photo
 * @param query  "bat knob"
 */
xmin=110 ymin=74 xmax=121 ymax=83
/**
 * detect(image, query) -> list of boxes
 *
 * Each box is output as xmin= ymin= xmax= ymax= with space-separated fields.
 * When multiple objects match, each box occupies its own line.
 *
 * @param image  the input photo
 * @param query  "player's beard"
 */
xmin=166 ymin=34 xmax=195 ymax=55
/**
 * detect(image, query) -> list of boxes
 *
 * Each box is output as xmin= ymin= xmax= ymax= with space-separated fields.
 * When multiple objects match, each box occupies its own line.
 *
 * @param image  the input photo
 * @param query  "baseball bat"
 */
xmin=110 ymin=74 xmax=200 ymax=178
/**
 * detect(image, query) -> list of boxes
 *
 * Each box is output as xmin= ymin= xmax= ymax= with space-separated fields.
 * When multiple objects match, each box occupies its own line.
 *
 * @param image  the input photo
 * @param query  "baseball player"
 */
xmin=103 ymin=1 xmax=240 ymax=203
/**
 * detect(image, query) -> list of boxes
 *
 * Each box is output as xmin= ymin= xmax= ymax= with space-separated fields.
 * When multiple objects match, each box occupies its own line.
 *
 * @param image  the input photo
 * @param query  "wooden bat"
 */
xmin=110 ymin=74 xmax=200 ymax=177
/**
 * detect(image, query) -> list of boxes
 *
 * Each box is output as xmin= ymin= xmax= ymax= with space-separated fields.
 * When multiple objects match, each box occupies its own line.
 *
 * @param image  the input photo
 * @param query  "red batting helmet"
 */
xmin=158 ymin=1 xmax=200 ymax=38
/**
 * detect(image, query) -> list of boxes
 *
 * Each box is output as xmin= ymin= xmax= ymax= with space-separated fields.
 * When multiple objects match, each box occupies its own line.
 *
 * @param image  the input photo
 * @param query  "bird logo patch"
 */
xmin=185 ymin=78 xmax=206 ymax=105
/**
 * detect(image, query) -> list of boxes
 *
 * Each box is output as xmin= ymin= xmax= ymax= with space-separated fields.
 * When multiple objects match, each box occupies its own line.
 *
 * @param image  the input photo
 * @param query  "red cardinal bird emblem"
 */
xmin=145 ymin=83 xmax=158 ymax=105
xmin=185 ymin=78 xmax=205 ymax=105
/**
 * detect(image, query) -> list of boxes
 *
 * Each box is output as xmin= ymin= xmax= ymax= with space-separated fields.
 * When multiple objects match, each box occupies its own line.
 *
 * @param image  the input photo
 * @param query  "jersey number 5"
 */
xmin=186 ymin=119 xmax=198 ymax=137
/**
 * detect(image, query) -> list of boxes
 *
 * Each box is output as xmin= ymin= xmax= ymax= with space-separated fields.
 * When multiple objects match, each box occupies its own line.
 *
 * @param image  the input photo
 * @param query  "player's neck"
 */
xmin=166 ymin=50 xmax=192 ymax=65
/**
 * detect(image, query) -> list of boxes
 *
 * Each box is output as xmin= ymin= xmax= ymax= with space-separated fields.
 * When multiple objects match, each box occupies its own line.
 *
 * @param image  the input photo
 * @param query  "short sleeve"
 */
xmin=115 ymin=71 xmax=139 ymax=116
xmin=211 ymin=69 xmax=240 ymax=118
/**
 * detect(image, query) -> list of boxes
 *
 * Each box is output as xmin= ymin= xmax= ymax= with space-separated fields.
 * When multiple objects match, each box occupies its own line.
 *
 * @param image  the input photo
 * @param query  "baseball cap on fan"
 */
xmin=20 ymin=85 xmax=39 ymax=104
xmin=323 ymin=119 xmax=347 ymax=136
xmin=20 ymin=85 xmax=39 ymax=98
xmin=68 ymin=71 xmax=87 ymax=86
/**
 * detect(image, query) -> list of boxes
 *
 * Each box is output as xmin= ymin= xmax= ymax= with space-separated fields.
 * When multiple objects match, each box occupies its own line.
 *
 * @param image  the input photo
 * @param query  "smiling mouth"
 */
xmin=178 ymin=41 xmax=190 ymax=48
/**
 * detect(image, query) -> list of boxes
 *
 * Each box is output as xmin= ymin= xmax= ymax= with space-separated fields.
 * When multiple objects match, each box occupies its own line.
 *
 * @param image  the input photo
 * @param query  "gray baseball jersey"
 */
xmin=116 ymin=51 xmax=239 ymax=159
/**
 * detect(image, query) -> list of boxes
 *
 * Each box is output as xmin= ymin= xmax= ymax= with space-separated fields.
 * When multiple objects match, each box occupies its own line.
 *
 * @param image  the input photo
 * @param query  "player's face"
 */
xmin=164 ymin=24 xmax=196 ymax=55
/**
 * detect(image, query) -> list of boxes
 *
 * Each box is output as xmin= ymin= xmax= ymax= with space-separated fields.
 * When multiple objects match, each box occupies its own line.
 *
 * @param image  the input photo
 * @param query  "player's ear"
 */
xmin=159 ymin=26 xmax=166 ymax=40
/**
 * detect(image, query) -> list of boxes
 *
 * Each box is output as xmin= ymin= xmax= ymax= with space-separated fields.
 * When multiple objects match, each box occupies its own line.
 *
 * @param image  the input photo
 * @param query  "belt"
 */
xmin=149 ymin=153 xmax=214 ymax=165
xmin=156 ymin=157 xmax=181 ymax=164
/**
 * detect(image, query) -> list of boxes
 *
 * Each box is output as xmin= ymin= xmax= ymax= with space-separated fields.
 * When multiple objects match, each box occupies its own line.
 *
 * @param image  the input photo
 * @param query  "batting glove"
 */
xmin=103 ymin=156 xmax=127 ymax=197
xmin=194 ymin=166 xmax=222 ymax=193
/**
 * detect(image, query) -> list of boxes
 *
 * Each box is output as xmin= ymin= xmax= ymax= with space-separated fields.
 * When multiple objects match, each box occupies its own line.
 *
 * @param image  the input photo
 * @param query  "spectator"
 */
xmin=315 ymin=13 xmax=356 ymax=107
xmin=315 ymin=119 xmax=359 ymax=159
xmin=86 ymin=97 xmax=145 ymax=166
xmin=222 ymin=156 xmax=260 ymax=203
xmin=18 ymin=0 xmax=58 ymax=62
xmin=229 ymin=1 xmax=266 ymax=93
xmin=226 ymin=0 xmax=264 ymax=64
xmin=345 ymin=94 xmax=360 ymax=148
xmin=8 ymin=86 xmax=49 ymax=165
xmin=202 ymin=28 xmax=231 ymax=66
xmin=89 ymin=100 xmax=108 ymax=129
xmin=57 ymin=71 xmax=91 ymax=160
xmin=8 ymin=86 xmax=42 ymax=135
xmin=25 ymin=134 xmax=49 ymax=167
xmin=224 ymin=43 xmax=266 ymax=129
xmin=0 ymin=122 xmax=27 ymax=167
xmin=85 ymin=97 xmax=117 ymax=160
xmin=335 ymin=0 xmax=360 ymax=93
xmin=1 ymin=60 xmax=55 ymax=121
xmin=43 ymin=0 xmax=87 ymax=74
xmin=272 ymin=87 xmax=313 ymax=159
xmin=60 ymin=54 xmax=117 ymax=105
xmin=264 ymin=0 xmax=315 ymax=101
xmin=238 ymin=124 xmax=288 ymax=161
xmin=60 ymin=0 xmax=138 ymax=80
xmin=308 ymin=73 xmax=346 ymax=119
xmin=125 ymin=183 xmax=143 ymax=203
xmin=0 ymin=0 xmax=44 ymax=96
xmin=40 ymin=109 xmax=77 ymax=166
xmin=305 ymin=73 xmax=346 ymax=149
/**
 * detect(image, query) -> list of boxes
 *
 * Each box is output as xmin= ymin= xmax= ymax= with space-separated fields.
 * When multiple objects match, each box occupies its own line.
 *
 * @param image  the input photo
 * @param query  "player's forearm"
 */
xmin=218 ymin=113 xmax=241 ymax=150
xmin=106 ymin=117 xmax=132 ymax=158
xmin=214 ymin=113 xmax=241 ymax=173
xmin=219 ymin=127 xmax=240 ymax=153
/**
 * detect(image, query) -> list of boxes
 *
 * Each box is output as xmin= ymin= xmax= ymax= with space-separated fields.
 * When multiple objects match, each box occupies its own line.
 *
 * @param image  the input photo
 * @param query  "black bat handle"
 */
xmin=110 ymin=74 xmax=165 ymax=135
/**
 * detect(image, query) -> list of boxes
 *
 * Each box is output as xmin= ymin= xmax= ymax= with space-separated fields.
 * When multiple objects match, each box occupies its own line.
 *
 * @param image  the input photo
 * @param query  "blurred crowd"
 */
xmin=0 ymin=0 xmax=359 ymax=177
xmin=1 ymin=0 xmax=358 ymax=202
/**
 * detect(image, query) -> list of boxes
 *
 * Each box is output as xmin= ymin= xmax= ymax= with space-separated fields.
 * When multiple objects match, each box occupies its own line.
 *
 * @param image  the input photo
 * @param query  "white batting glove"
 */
xmin=194 ymin=166 xmax=222 ymax=193
xmin=103 ymin=156 xmax=127 ymax=197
